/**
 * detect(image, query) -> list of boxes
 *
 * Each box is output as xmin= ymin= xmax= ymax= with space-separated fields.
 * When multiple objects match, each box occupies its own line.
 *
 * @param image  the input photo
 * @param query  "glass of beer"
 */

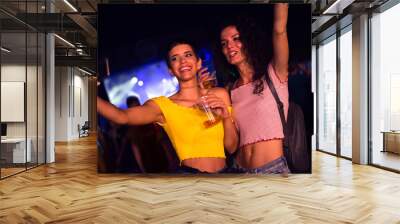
xmin=198 ymin=96 xmax=221 ymax=128
xmin=199 ymin=71 xmax=221 ymax=128
xmin=202 ymin=71 xmax=217 ymax=89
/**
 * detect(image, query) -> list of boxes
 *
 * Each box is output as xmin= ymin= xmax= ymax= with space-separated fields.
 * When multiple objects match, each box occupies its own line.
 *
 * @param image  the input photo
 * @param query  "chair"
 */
xmin=78 ymin=121 xmax=90 ymax=138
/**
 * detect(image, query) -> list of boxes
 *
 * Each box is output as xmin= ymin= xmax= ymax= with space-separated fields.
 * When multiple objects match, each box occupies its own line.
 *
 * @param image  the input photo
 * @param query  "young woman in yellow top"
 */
xmin=97 ymin=40 xmax=238 ymax=173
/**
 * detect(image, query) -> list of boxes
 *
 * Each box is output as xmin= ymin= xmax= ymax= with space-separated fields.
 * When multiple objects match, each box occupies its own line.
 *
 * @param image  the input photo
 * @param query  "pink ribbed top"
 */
xmin=231 ymin=63 xmax=288 ymax=147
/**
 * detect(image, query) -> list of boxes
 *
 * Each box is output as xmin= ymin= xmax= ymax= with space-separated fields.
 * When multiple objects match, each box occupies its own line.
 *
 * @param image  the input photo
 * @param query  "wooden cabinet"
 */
xmin=382 ymin=131 xmax=400 ymax=154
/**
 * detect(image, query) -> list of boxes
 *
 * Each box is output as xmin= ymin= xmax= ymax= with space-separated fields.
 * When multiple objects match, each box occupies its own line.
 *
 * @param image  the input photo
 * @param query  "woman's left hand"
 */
xmin=201 ymin=93 xmax=230 ymax=119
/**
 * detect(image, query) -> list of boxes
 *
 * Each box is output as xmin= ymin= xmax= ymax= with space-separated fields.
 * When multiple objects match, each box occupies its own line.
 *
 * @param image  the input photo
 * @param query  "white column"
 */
xmin=46 ymin=0 xmax=55 ymax=163
xmin=352 ymin=14 xmax=369 ymax=164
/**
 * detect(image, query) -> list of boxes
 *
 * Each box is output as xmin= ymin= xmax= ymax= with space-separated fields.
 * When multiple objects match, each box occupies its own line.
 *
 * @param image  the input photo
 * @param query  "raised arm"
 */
xmin=97 ymin=97 xmax=163 ymax=125
xmin=272 ymin=3 xmax=289 ymax=81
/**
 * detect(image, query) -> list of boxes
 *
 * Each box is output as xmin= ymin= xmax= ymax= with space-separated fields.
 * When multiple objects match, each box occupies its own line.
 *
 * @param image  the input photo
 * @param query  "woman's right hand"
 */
xmin=198 ymin=67 xmax=215 ymax=89
xmin=201 ymin=93 xmax=230 ymax=119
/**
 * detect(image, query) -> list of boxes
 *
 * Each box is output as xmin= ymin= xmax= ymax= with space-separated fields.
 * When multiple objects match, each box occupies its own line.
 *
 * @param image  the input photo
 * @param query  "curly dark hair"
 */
xmin=213 ymin=16 xmax=272 ymax=95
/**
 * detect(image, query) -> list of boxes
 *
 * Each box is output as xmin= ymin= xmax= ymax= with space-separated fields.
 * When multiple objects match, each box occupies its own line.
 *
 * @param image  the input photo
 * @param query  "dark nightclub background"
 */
xmin=97 ymin=4 xmax=312 ymax=173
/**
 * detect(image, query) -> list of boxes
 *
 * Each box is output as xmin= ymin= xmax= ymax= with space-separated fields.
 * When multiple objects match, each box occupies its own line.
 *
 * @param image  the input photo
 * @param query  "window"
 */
xmin=317 ymin=36 xmax=337 ymax=154
xmin=371 ymin=3 xmax=400 ymax=171
xmin=0 ymin=1 xmax=47 ymax=179
xmin=339 ymin=28 xmax=352 ymax=158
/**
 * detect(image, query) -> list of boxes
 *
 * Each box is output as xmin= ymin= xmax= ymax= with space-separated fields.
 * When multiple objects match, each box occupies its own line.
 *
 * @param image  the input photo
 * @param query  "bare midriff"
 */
xmin=181 ymin=157 xmax=226 ymax=173
xmin=236 ymin=139 xmax=283 ymax=169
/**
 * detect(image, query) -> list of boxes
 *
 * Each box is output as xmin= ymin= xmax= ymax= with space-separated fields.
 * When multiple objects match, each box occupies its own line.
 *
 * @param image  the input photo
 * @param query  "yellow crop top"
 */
xmin=151 ymin=96 xmax=230 ymax=162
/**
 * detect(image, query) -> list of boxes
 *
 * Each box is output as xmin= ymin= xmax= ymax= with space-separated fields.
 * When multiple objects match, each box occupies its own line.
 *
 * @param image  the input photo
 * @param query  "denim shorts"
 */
xmin=232 ymin=156 xmax=290 ymax=174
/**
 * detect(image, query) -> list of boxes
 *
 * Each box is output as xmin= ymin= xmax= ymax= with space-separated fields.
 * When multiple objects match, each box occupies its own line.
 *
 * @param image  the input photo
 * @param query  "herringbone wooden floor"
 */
xmin=1 ymin=135 xmax=400 ymax=224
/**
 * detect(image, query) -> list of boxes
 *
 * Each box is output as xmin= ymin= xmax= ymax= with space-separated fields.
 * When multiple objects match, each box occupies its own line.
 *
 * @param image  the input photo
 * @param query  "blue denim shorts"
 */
xmin=232 ymin=156 xmax=290 ymax=174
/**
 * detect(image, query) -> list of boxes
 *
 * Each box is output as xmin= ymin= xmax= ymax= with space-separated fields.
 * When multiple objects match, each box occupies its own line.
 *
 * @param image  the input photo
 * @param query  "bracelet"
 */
xmin=273 ymin=30 xmax=287 ymax=35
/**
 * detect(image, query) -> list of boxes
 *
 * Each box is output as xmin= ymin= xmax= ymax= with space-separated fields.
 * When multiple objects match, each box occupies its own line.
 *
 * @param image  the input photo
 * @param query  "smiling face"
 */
xmin=220 ymin=25 xmax=247 ymax=66
xmin=167 ymin=44 xmax=202 ymax=81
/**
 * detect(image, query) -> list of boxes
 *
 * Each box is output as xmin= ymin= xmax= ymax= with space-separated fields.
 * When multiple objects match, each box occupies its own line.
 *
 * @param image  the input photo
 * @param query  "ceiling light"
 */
xmin=63 ymin=0 xmax=78 ymax=12
xmin=323 ymin=0 xmax=341 ymax=14
xmin=322 ymin=0 xmax=354 ymax=15
xmin=1 ymin=47 xmax=11 ymax=53
xmin=77 ymin=67 xmax=93 ymax=76
xmin=54 ymin=34 xmax=75 ymax=48
xmin=130 ymin=77 xmax=138 ymax=84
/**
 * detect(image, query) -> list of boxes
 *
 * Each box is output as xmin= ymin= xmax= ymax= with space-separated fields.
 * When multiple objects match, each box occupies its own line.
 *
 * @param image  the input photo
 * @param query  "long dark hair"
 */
xmin=213 ymin=16 xmax=272 ymax=94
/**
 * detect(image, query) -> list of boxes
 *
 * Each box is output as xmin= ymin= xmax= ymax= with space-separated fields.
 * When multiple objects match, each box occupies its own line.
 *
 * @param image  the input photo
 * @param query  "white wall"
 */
xmin=1 ymin=63 xmax=46 ymax=163
xmin=1 ymin=64 xmax=25 ymax=138
xmin=55 ymin=67 xmax=69 ymax=141
xmin=72 ymin=73 xmax=89 ymax=138
xmin=1 ymin=65 xmax=26 ymax=140
xmin=55 ymin=67 xmax=89 ymax=141
xmin=1 ymin=65 xmax=39 ymax=138
xmin=1 ymin=64 xmax=26 ymax=81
